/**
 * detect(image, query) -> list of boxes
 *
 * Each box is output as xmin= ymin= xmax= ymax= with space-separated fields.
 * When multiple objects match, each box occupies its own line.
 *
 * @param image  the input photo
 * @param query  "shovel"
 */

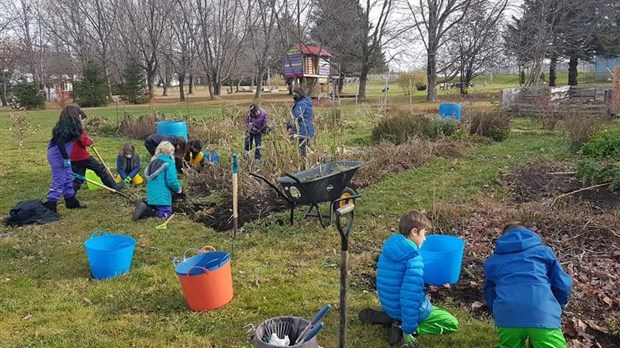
xmin=156 ymin=214 xmax=175 ymax=230
xmin=91 ymin=146 xmax=118 ymax=182
xmin=72 ymin=173 xmax=132 ymax=202
xmin=335 ymin=203 xmax=356 ymax=348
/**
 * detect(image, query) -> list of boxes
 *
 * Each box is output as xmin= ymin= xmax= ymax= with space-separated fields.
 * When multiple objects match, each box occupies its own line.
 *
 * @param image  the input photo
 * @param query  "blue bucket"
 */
xmin=84 ymin=230 xmax=136 ymax=280
xmin=157 ymin=120 xmax=188 ymax=141
xmin=174 ymin=246 xmax=230 ymax=276
xmin=438 ymin=103 xmax=462 ymax=121
xmin=420 ymin=235 xmax=465 ymax=286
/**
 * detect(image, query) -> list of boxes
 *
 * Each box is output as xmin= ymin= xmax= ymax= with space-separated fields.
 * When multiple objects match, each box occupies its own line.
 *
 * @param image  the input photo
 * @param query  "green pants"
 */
xmin=497 ymin=327 xmax=567 ymax=348
xmin=417 ymin=307 xmax=459 ymax=335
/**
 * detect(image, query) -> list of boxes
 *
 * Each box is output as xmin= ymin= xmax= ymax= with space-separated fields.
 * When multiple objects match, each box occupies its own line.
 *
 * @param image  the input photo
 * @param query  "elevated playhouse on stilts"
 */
xmin=284 ymin=44 xmax=333 ymax=98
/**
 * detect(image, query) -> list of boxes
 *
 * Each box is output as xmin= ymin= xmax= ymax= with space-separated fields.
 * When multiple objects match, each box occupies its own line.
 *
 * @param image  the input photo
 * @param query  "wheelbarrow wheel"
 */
xmin=339 ymin=187 xmax=356 ymax=208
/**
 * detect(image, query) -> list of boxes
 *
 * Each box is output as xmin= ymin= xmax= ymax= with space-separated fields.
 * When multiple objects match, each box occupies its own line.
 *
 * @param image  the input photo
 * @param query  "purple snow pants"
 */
xmin=47 ymin=142 xmax=75 ymax=202
xmin=153 ymin=205 xmax=173 ymax=219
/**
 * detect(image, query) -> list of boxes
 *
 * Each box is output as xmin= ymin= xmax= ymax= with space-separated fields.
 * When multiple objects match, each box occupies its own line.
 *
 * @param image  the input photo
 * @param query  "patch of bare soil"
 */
xmin=177 ymin=189 xmax=289 ymax=231
xmin=505 ymin=161 xmax=620 ymax=210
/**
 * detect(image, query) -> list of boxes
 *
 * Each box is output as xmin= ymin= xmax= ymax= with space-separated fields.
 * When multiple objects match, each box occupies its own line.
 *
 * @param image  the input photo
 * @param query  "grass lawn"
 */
xmin=0 ymin=84 xmax=583 ymax=348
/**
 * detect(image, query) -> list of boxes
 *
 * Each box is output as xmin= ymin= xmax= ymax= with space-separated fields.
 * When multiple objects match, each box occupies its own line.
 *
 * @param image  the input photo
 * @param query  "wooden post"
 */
xmin=612 ymin=66 xmax=620 ymax=114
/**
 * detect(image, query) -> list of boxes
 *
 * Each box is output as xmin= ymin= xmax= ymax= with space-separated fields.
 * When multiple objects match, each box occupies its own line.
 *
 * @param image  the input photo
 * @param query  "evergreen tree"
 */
xmin=120 ymin=60 xmax=150 ymax=104
xmin=73 ymin=61 xmax=109 ymax=107
xmin=13 ymin=82 xmax=45 ymax=110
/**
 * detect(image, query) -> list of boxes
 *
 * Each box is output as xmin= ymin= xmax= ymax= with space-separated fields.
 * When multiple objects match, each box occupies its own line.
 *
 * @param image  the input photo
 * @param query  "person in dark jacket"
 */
xmin=484 ymin=222 xmax=573 ymax=348
xmin=43 ymin=105 xmax=86 ymax=213
xmin=244 ymin=104 xmax=269 ymax=161
xmin=291 ymin=88 xmax=315 ymax=157
xmin=143 ymin=134 xmax=187 ymax=173
xmin=133 ymin=141 xmax=183 ymax=220
xmin=361 ymin=211 xmax=459 ymax=347
xmin=71 ymin=130 xmax=122 ymax=192
xmin=116 ymin=143 xmax=143 ymax=185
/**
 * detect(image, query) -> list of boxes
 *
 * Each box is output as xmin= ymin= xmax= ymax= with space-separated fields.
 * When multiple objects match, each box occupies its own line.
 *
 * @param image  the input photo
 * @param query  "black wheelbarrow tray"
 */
xmin=249 ymin=161 xmax=364 ymax=228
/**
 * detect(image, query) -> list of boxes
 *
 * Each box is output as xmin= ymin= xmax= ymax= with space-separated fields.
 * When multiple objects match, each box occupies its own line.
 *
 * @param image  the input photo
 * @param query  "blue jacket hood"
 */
xmin=494 ymin=227 xmax=542 ymax=254
xmin=382 ymin=234 xmax=419 ymax=262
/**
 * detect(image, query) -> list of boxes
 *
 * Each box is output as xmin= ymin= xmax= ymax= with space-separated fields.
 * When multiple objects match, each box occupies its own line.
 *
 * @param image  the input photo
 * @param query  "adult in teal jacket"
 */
xmin=484 ymin=224 xmax=572 ymax=347
xmin=133 ymin=141 xmax=182 ymax=220
xmin=291 ymin=88 xmax=315 ymax=157
xmin=375 ymin=211 xmax=458 ymax=347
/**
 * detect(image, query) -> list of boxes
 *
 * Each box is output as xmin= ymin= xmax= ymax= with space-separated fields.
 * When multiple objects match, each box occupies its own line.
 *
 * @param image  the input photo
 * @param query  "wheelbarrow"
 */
xmin=249 ymin=161 xmax=363 ymax=228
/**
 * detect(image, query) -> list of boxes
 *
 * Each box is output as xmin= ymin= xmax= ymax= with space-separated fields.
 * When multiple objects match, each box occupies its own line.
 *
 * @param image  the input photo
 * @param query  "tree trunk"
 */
xmin=104 ymin=66 xmax=114 ymax=101
xmin=162 ymin=83 xmax=168 ymax=96
xmin=188 ymin=74 xmax=194 ymax=94
xmin=568 ymin=56 xmax=578 ymax=86
xmin=549 ymin=55 xmax=557 ymax=87
xmin=358 ymin=67 xmax=369 ymax=100
xmin=254 ymin=68 xmax=265 ymax=99
xmin=178 ymin=73 xmax=186 ymax=101
xmin=426 ymin=50 xmax=437 ymax=101
xmin=146 ymin=69 xmax=156 ymax=96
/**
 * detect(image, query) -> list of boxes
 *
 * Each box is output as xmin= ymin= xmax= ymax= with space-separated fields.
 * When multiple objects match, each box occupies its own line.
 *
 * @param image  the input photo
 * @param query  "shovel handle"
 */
xmin=303 ymin=322 xmax=324 ymax=342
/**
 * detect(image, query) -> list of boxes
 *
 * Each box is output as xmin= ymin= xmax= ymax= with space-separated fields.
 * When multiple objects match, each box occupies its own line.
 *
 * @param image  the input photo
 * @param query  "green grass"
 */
xmin=0 ymin=99 xmax=577 ymax=347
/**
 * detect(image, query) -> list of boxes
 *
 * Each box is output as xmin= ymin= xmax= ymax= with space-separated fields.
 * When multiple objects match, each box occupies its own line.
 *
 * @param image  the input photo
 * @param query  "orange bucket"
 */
xmin=173 ymin=246 xmax=233 ymax=311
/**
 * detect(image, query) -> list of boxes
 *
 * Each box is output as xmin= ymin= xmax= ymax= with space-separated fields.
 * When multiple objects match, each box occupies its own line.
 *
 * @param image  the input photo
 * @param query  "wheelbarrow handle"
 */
xmin=248 ymin=172 xmax=292 ymax=204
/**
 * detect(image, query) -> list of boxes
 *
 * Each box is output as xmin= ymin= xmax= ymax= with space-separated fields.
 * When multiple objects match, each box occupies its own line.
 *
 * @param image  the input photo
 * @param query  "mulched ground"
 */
xmin=352 ymin=161 xmax=620 ymax=347
xmin=430 ymin=162 xmax=620 ymax=347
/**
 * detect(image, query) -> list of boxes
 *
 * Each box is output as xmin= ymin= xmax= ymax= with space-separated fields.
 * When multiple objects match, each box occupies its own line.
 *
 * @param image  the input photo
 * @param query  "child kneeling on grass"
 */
xmin=359 ymin=210 xmax=459 ymax=347
xmin=133 ymin=141 xmax=183 ymax=220
xmin=484 ymin=222 xmax=573 ymax=348
xmin=116 ymin=143 xmax=143 ymax=185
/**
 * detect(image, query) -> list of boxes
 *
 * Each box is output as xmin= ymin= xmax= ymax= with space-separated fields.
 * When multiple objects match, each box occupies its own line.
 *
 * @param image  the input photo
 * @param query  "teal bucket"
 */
xmin=84 ymin=230 xmax=136 ymax=280
xmin=438 ymin=103 xmax=462 ymax=121
xmin=419 ymin=235 xmax=465 ymax=286
xmin=157 ymin=120 xmax=188 ymax=140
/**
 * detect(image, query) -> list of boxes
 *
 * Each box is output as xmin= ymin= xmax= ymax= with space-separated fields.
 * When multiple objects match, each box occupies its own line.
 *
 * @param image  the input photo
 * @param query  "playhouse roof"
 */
xmin=293 ymin=44 xmax=331 ymax=57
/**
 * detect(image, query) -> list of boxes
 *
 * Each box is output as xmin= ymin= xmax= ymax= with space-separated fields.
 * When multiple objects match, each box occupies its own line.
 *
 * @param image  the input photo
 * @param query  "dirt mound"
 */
xmin=506 ymin=161 xmax=620 ymax=210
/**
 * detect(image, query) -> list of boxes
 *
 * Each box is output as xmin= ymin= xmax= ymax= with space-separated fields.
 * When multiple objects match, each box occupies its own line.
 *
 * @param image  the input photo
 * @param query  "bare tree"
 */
xmin=191 ymin=0 xmax=248 ymax=98
xmin=244 ymin=0 xmax=282 ymax=99
xmin=116 ymin=0 xmax=174 ymax=96
xmin=448 ymin=0 xmax=507 ymax=94
xmin=5 ymin=0 xmax=45 ymax=86
xmin=408 ymin=0 xmax=474 ymax=100
xmin=169 ymin=0 xmax=199 ymax=101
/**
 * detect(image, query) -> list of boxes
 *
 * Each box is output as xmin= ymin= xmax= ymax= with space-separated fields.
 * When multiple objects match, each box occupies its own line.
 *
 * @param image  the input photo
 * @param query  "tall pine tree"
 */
xmin=121 ymin=60 xmax=150 ymax=104
xmin=73 ymin=61 xmax=109 ymax=107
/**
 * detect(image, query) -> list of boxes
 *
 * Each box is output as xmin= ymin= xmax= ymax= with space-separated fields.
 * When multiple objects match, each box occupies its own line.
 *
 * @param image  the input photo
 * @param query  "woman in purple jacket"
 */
xmin=244 ymin=104 xmax=268 ymax=161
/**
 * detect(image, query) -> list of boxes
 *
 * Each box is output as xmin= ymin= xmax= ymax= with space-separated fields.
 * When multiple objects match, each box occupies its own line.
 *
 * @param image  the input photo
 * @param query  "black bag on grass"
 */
xmin=5 ymin=200 xmax=60 ymax=226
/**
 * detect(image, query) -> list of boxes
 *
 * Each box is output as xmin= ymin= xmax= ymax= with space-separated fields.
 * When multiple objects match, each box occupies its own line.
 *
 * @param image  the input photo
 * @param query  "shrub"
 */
xmin=397 ymin=70 xmax=427 ymax=95
xmin=581 ymin=130 xmax=620 ymax=160
xmin=576 ymin=159 xmax=620 ymax=191
xmin=468 ymin=109 xmax=510 ymax=141
xmin=372 ymin=110 xmax=459 ymax=144
xmin=12 ymin=82 xmax=45 ymax=110
xmin=84 ymin=117 xmax=118 ymax=137
xmin=118 ymin=112 xmax=159 ymax=139
xmin=8 ymin=111 xmax=40 ymax=150
xmin=73 ymin=61 xmax=109 ymax=107
xmin=563 ymin=113 xmax=604 ymax=151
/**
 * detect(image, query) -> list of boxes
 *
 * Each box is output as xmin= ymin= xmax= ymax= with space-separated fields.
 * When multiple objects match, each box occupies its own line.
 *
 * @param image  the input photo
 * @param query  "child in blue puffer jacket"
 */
xmin=484 ymin=222 xmax=573 ymax=348
xmin=360 ymin=211 xmax=459 ymax=347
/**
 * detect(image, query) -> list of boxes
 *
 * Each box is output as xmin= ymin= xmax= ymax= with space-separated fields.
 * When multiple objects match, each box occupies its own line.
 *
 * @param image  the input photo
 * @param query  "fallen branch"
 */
xmin=547 ymin=171 xmax=577 ymax=176
xmin=550 ymin=182 xmax=612 ymax=207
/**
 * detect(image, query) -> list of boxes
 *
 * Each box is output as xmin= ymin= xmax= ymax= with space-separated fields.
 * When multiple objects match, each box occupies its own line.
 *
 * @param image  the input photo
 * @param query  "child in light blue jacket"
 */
xmin=361 ymin=211 xmax=459 ymax=347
